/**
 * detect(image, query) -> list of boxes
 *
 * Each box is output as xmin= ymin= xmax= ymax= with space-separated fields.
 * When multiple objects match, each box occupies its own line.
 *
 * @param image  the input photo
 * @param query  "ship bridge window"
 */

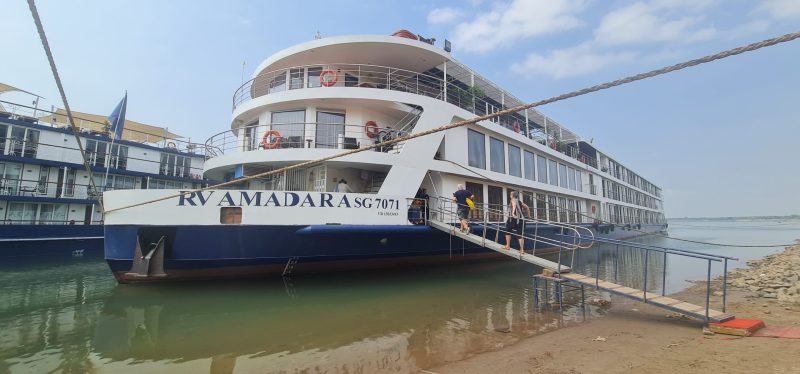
xmin=271 ymin=110 xmax=306 ymax=149
xmin=289 ymin=68 xmax=304 ymax=90
xmin=523 ymin=150 xmax=535 ymax=181
xmin=307 ymin=67 xmax=322 ymax=88
xmin=315 ymin=111 xmax=345 ymax=149
xmin=508 ymin=144 xmax=521 ymax=177
xmin=269 ymin=71 xmax=287 ymax=93
xmin=489 ymin=137 xmax=504 ymax=174
xmin=467 ymin=129 xmax=485 ymax=169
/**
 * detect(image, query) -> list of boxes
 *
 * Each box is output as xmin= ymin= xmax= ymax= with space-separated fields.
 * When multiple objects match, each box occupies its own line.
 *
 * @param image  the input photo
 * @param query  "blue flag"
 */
xmin=107 ymin=93 xmax=127 ymax=140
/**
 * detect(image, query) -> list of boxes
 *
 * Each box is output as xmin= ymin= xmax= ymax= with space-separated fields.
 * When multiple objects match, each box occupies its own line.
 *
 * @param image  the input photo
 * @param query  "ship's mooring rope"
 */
xmin=104 ymin=31 xmax=800 ymax=214
xmin=27 ymin=0 xmax=105 ymax=211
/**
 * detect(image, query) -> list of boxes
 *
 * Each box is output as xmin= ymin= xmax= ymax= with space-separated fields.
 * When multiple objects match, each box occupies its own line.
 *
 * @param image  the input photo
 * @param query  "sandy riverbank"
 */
xmin=426 ymin=244 xmax=800 ymax=374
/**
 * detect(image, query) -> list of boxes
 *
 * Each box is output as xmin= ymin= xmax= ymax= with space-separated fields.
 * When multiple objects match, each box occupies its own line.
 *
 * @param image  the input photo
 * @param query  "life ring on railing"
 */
xmin=512 ymin=121 xmax=521 ymax=133
xmin=320 ymin=70 xmax=338 ymax=87
xmin=261 ymin=130 xmax=281 ymax=149
xmin=365 ymin=121 xmax=379 ymax=139
xmin=166 ymin=141 xmax=177 ymax=149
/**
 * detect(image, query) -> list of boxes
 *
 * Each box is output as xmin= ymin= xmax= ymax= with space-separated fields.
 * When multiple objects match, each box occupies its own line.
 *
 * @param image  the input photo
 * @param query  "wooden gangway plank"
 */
xmin=427 ymin=220 xmax=570 ymax=273
xmin=560 ymin=273 xmax=734 ymax=322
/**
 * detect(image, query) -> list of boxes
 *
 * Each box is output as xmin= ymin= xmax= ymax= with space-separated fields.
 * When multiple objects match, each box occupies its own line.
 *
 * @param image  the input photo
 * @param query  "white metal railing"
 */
xmin=231 ymin=63 xmax=591 ymax=162
xmin=428 ymin=196 xmax=595 ymax=253
xmin=204 ymin=122 xmax=408 ymax=158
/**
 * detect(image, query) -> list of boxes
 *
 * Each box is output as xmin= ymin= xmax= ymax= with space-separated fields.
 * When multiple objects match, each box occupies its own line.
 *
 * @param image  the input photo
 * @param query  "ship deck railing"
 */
xmin=231 ymin=63 xmax=594 ymax=168
xmin=424 ymin=196 xmax=735 ymax=322
xmin=204 ymin=122 xmax=412 ymax=159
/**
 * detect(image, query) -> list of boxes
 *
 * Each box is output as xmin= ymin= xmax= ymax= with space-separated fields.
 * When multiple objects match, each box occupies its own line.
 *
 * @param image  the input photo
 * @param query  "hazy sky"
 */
xmin=1 ymin=0 xmax=798 ymax=218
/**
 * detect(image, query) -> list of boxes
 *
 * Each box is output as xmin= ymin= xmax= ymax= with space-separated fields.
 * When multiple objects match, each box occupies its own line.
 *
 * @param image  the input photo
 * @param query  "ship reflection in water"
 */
xmin=1 ymin=245 xmax=675 ymax=373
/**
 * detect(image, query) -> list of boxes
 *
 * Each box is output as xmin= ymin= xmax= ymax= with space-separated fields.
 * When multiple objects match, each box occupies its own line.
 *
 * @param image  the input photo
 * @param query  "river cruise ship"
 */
xmin=0 ymin=85 xmax=206 ymax=257
xmin=103 ymin=31 xmax=667 ymax=282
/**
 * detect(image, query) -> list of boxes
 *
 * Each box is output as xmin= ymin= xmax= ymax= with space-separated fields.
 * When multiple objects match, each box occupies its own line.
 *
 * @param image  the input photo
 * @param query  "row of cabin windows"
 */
xmin=463 ymin=181 xmax=584 ymax=224
xmin=607 ymin=203 xmax=665 ymax=225
xmin=0 ymin=124 xmax=199 ymax=179
xmin=602 ymin=179 xmax=661 ymax=210
xmin=468 ymin=129 xmax=583 ymax=192
xmin=606 ymin=158 xmax=661 ymax=198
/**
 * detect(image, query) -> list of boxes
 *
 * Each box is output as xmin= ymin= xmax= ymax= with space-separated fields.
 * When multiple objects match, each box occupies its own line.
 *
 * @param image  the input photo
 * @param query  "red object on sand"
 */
xmin=708 ymin=318 xmax=765 ymax=336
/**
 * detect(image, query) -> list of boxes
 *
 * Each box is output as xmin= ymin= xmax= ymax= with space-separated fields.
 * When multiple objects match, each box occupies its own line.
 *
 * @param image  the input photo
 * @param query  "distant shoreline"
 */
xmin=668 ymin=215 xmax=800 ymax=221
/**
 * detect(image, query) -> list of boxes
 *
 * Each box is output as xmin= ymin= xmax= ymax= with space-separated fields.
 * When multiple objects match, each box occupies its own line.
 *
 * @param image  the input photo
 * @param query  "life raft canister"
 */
xmin=364 ymin=120 xmax=379 ymax=139
xmin=320 ymin=69 xmax=338 ymax=87
xmin=261 ymin=130 xmax=281 ymax=149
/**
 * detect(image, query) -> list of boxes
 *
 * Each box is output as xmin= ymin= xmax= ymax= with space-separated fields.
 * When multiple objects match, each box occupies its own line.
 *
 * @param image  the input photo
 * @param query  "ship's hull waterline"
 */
xmin=105 ymin=222 xmax=666 ymax=283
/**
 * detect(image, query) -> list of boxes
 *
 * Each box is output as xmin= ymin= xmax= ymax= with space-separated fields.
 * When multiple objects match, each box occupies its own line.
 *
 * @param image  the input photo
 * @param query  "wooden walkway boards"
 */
xmin=560 ymin=273 xmax=734 ymax=322
xmin=428 ymin=220 xmax=570 ymax=273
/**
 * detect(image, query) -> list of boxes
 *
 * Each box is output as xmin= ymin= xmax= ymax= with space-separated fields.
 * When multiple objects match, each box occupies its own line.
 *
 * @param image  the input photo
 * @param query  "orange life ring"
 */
xmin=320 ymin=70 xmax=338 ymax=87
xmin=512 ymin=121 xmax=521 ymax=133
xmin=166 ymin=141 xmax=177 ymax=149
xmin=261 ymin=130 xmax=281 ymax=149
xmin=365 ymin=121 xmax=379 ymax=139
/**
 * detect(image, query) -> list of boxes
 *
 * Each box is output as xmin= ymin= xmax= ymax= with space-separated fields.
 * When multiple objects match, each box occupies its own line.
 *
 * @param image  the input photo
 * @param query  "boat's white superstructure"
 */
xmin=103 ymin=31 xmax=666 ymax=282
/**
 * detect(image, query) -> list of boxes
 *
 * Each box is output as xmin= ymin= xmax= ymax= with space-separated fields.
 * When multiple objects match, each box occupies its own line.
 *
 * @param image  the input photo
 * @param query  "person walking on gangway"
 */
xmin=452 ymin=184 xmax=473 ymax=234
xmin=502 ymin=191 xmax=531 ymax=255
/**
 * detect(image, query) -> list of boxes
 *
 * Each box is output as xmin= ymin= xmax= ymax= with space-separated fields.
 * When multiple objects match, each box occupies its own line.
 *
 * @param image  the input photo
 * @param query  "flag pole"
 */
xmin=101 ymin=92 xmax=126 ymax=193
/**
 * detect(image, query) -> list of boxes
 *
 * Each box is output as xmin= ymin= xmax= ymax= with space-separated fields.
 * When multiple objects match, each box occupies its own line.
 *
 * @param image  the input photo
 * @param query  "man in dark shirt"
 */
xmin=452 ymin=184 xmax=473 ymax=234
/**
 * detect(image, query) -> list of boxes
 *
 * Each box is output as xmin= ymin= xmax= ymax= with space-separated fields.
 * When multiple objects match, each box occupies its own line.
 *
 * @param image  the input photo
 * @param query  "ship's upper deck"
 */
xmin=232 ymin=33 xmax=581 ymax=145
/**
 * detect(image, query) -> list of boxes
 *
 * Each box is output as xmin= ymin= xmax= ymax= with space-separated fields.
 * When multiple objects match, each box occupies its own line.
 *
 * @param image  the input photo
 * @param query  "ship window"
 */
xmin=568 ymin=167 xmax=576 ymax=190
xmin=547 ymin=159 xmax=558 ymax=186
xmin=568 ymin=199 xmax=577 ymax=222
xmin=289 ymin=68 xmax=304 ymax=90
xmin=508 ymin=144 xmax=521 ymax=177
xmin=85 ymin=139 xmax=107 ymax=167
xmin=537 ymin=155 xmax=547 ymax=183
xmin=271 ymin=110 xmax=306 ymax=149
xmin=465 ymin=182 xmax=484 ymax=221
xmin=487 ymin=185 xmax=503 ymax=222
xmin=109 ymin=144 xmax=128 ymax=170
xmin=535 ymin=193 xmax=547 ymax=220
xmin=0 ymin=124 xmax=7 ymax=154
xmin=220 ymin=207 xmax=242 ymax=224
xmin=576 ymin=171 xmax=583 ymax=192
xmin=547 ymin=195 xmax=558 ymax=222
xmin=489 ymin=137 xmax=504 ymax=173
xmin=523 ymin=150 xmax=535 ymax=181
xmin=558 ymin=197 xmax=568 ymax=222
xmin=558 ymin=163 xmax=568 ymax=188
xmin=467 ymin=129 xmax=485 ymax=169
xmin=307 ymin=67 xmax=322 ymax=88
xmin=315 ymin=111 xmax=345 ymax=149
xmin=344 ymin=73 xmax=358 ymax=87
xmin=269 ymin=71 xmax=287 ymax=93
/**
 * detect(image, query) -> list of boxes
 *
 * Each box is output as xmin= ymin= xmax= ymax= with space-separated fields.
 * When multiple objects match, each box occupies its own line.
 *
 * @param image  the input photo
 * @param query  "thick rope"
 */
xmin=104 ymin=31 xmax=800 ymax=214
xmin=27 ymin=0 xmax=104 ymax=211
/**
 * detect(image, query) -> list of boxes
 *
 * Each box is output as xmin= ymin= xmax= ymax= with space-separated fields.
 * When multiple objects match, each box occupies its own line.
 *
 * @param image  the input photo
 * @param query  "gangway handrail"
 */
xmin=428 ymin=196 xmax=593 ymax=252
xmin=431 ymin=195 xmax=595 ymax=248
xmin=554 ymin=232 xmax=735 ymax=317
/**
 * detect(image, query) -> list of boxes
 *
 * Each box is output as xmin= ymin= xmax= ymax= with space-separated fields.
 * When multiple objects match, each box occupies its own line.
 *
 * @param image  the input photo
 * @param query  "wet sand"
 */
xmin=427 ymin=245 xmax=800 ymax=374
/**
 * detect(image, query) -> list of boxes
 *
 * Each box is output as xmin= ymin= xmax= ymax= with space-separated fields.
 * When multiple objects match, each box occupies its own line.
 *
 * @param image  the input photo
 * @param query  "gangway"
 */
xmin=424 ymin=196 xmax=735 ymax=322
